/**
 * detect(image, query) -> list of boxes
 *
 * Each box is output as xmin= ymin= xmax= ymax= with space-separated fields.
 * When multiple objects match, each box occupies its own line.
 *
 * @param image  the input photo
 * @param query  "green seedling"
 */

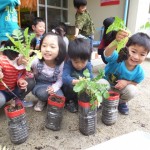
xmin=73 ymin=69 xmax=109 ymax=109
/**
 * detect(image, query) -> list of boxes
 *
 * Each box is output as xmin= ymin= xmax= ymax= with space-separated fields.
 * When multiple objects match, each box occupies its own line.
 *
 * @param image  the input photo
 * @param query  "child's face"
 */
xmin=127 ymin=44 xmax=148 ymax=67
xmin=77 ymin=6 xmax=86 ymax=13
xmin=71 ymin=58 xmax=88 ymax=70
xmin=41 ymin=35 xmax=59 ymax=62
xmin=32 ymin=21 xmax=45 ymax=37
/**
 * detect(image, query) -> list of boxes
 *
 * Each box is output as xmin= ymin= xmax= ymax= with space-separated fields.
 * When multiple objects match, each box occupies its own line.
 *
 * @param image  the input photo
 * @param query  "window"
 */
xmin=38 ymin=0 xmax=68 ymax=32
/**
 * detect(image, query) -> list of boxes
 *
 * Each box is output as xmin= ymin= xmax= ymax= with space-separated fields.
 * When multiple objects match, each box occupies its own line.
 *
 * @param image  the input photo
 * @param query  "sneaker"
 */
xmin=118 ymin=103 xmax=129 ymax=115
xmin=22 ymin=100 xmax=34 ymax=108
xmin=65 ymin=100 xmax=78 ymax=113
xmin=34 ymin=101 xmax=46 ymax=112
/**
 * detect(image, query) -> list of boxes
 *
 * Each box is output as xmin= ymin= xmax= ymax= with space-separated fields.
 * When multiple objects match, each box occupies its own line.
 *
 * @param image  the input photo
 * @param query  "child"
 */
xmin=52 ymin=22 xmax=69 ymax=52
xmin=98 ymin=17 xmax=117 ymax=64
xmin=31 ymin=17 xmax=46 ymax=50
xmin=62 ymin=38 xmax=93 ymax=113
xmin=31 ymin=32 xmax=67 ymax=111
xmin=73 ymin=0 xmax=95 ymax=50
xmin=104 ymin=30 xmax=150 ymax=115
xmin=0 ymin=40 xmax=35 ymax=108
xmin=0 ymin=0 xmax=20 ymax=47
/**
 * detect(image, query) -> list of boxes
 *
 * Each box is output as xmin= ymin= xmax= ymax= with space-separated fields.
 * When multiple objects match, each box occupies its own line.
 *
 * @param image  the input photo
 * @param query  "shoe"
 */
xmin=118 ymin=103 xmax=129 ymax=115
xmin=34 ymin=101 xmax=46 ymax=111
xmin=22 ymin=100 xmax=34 ymax=108
xmin=65 ymin=100 xmax=78 ymax=113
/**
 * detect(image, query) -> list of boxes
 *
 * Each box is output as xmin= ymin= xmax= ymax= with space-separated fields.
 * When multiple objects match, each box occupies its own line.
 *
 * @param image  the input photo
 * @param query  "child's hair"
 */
xmin=68 ymin=38 xmax=91 ymax=60
xmin=103 ymin=17 xmax=117 ymax=45
xmin=39 ymin=32 xmax=66 ymax=65
xmin=73 ymin=0 xmax=87 ymax=9
xmin=32 ymin=17 xmax=45 ymax=26
xmin=3 ymin=40 xmax=19 ymax=60
xmin=117 ymin=32 xmax=150 ymax=63
xmin=126 ymin=32 xmax=150 ymax=53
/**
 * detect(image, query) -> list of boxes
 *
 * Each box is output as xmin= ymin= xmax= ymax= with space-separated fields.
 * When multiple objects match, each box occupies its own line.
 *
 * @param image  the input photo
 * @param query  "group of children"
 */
xmin=0 ymin=0 xmax=150 ymax=116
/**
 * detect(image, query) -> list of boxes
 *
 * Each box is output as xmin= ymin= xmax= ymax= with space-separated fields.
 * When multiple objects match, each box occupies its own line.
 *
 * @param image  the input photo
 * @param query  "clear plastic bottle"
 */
xmin=4 ymin=104 xmax=28 ymax=144
xmin=45 ymin=95 xmax=65 ymax=131
xmin=102 ymin=91 xmax=119 ymax=125
xmin=78 ymin=101 xmax=97 ymax=136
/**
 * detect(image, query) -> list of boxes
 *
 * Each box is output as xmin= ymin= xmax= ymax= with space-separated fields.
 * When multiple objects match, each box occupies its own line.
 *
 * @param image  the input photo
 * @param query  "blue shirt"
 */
xmin=0 ymin=0 xmax=20 ymax=41
xmin=104 ymin=51 xmax=145 ymax=86
xmin=62 ymin=60 xmax=93 ymax=86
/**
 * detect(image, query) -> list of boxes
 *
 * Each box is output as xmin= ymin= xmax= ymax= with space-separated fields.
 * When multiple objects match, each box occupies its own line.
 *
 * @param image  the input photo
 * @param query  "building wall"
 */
xmin=127 ymin=0 xmax=150 ymax=34
xmin=68 ymin=0 xmax=126 ymax=40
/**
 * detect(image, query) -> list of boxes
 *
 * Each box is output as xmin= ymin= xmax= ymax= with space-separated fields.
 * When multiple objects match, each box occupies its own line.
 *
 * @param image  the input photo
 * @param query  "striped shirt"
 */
xmin=0 ymin=55 xmax=26 ymax=90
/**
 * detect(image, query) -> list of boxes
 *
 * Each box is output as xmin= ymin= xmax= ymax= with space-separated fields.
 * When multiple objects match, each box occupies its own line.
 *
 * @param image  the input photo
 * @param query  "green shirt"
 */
xmin=75 ymin=10 xmax=95 ymax=37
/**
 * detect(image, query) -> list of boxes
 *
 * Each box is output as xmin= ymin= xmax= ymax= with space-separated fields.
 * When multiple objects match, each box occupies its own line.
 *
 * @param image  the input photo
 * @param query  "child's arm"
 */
xmin=105 ymin=30 xmax=128 ymax=57
xmin=0 ymin=68 xmax=4 ymax=79
xmin=115 ymin=79 xmax=137 ymax=90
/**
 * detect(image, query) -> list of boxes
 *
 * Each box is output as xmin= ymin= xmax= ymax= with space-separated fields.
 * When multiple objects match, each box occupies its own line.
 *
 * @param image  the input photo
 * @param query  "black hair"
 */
xmin=68 ymin=38 xmax=91 ymax=60
xmin=32 ymin=17 xmax=45 ymax=26
xmin=126 ymin=32 xmax=150 ymax=53
xmin=3 ymin=40 xmax=19 ymax=60
xmin=73 ymin=0 xmax=87 ymax=9
xmin=103 ymin=17 xmax=117 ymax=45
xmin=117 ymin=32 xmax=150 ymax=63
xmin=53 ymin=27 xmax=65 ymax=37
xmin=39 ymin=32 xmax=66 ymax=65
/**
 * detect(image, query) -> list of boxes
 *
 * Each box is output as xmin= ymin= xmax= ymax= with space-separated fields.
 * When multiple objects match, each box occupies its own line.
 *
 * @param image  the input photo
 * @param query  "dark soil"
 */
xmin=7 ymin=104 xmax=23 ymax=112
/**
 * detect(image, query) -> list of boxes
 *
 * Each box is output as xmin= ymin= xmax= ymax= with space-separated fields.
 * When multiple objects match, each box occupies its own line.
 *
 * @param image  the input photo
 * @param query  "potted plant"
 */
xmin=101 ymin=91 xmax=120 ymax=126
xmin=4 ymin=102 xmax=28 ymax=144
xmin=0 ymin=28 xmax=42 ymax=143
xmin=45 ymin=94 xmax=66 ymax=131
xmin=73 ymin=69 xmax=109 ymax=135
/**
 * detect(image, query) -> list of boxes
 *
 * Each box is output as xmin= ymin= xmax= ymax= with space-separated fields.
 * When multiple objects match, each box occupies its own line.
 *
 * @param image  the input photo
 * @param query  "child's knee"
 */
xmin=0 ymin=93 xmax=6 ymax=108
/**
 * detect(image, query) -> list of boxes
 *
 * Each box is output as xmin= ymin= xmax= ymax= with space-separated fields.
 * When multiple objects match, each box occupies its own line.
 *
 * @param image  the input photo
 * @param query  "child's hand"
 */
xmin=17 ymin=55 xmax=28 ymax=66
xmin=72 ymin=79 xmax=80 ymax=85
xmin=18 ymin=79 xmax=28 ymax=89
xmin=46 ymin=86 xmax=54 ymax=95
xmin=116 ymin=30 xmax=129 ymax=42
xmin=115 ymin=79 xmax=128 ymax=90
xmin=0 ymin=71 xmax=4 ymax=79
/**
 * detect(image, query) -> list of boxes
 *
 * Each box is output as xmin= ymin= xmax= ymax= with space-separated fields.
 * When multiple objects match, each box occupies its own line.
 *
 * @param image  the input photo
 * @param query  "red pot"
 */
xmin=48 ymin=94 xmax=65 ymax=108
xmin=4 ymin=103 xmax=25 ymax=118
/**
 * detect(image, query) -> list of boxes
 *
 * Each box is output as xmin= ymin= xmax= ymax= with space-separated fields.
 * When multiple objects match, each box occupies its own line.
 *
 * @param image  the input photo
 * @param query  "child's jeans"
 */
xmin=32 ymin=84 xmax=64 ymax=102
xmin=0 ymin=78 xmax=35 ymax=108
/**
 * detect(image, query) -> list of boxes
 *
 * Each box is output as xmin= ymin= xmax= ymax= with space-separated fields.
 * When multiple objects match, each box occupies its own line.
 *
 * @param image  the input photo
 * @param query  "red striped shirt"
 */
xmin=0 ymin=56 xmax=26 ymax=90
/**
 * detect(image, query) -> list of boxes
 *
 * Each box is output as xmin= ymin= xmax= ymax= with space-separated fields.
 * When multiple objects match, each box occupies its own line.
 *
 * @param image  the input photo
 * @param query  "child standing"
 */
xmin=0 ymin=40 xmax=35 ymax=108
xmin=73 ymin=0 xmax=95 ymax=50
xmin=62 ymin=38 xmax=93 ymax=113
xmin=104 ymin=30 xmax=150 ymax=115
xmin=31 ymin=17 xmax=46 ymax=50
xmin=31 ymin=32 xmax=66 ymax=111
xmin=0 ymin=0 xmax=20 ymax=47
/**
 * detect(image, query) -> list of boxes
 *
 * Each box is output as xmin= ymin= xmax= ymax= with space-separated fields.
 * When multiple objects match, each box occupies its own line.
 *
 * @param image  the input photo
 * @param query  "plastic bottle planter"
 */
xmin=78 ymin=93 xmax=97 ymax=136
xmin=45 ymin=94 xmax=65 ymax=131
xmin=102 ymin=91 xmax=120 ymax=126
xmin=4 ymin=103 xmax=28 ymax=144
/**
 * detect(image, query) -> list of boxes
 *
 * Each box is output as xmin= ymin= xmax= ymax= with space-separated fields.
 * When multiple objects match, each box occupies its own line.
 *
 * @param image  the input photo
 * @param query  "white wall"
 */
xmin=127 ymin=0 xmax=150 ymax=34
xmin=68 ymin=0 xmax=126 ymax=40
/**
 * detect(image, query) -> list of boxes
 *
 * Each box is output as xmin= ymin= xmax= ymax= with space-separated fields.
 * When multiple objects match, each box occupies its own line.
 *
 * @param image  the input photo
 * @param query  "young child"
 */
xmin=0 ymin=40 xmax=35 ymax=108
xmin=52 ymin=22 xmax=69 ymax=52
xmin=98 ymin=17 xmax=117 ymax=64
xmin=62 ymin=38 xmax=93 ymax=113
xmin=73 ymin=0 xmax=95 ymax=50
xmin=0 ymin=0 xmax=20 ymax=48
xmin=104 ymin=30 xmax=150 ymax=115
xmin=31 ymin=32 xmax=66 ymax=111
xmin=31 ymin=17 xmax=46 ymax=50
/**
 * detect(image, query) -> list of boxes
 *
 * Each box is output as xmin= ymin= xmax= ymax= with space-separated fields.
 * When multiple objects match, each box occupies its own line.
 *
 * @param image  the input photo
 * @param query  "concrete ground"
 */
xmin=0 ymin=56 xmax=150 ymax=150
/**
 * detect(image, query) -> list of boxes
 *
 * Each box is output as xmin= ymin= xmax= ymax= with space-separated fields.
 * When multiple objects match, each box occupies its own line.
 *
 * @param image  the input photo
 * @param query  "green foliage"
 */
xmin=73 ymin=69 xmax=109 ymax=109
xmin=140 ymin=21 xmax=150 ymax=30
xmin=0 ymin=28 xmax=42 ymax=71
xmin=106 ymin=16 xmax=130 ymax=52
